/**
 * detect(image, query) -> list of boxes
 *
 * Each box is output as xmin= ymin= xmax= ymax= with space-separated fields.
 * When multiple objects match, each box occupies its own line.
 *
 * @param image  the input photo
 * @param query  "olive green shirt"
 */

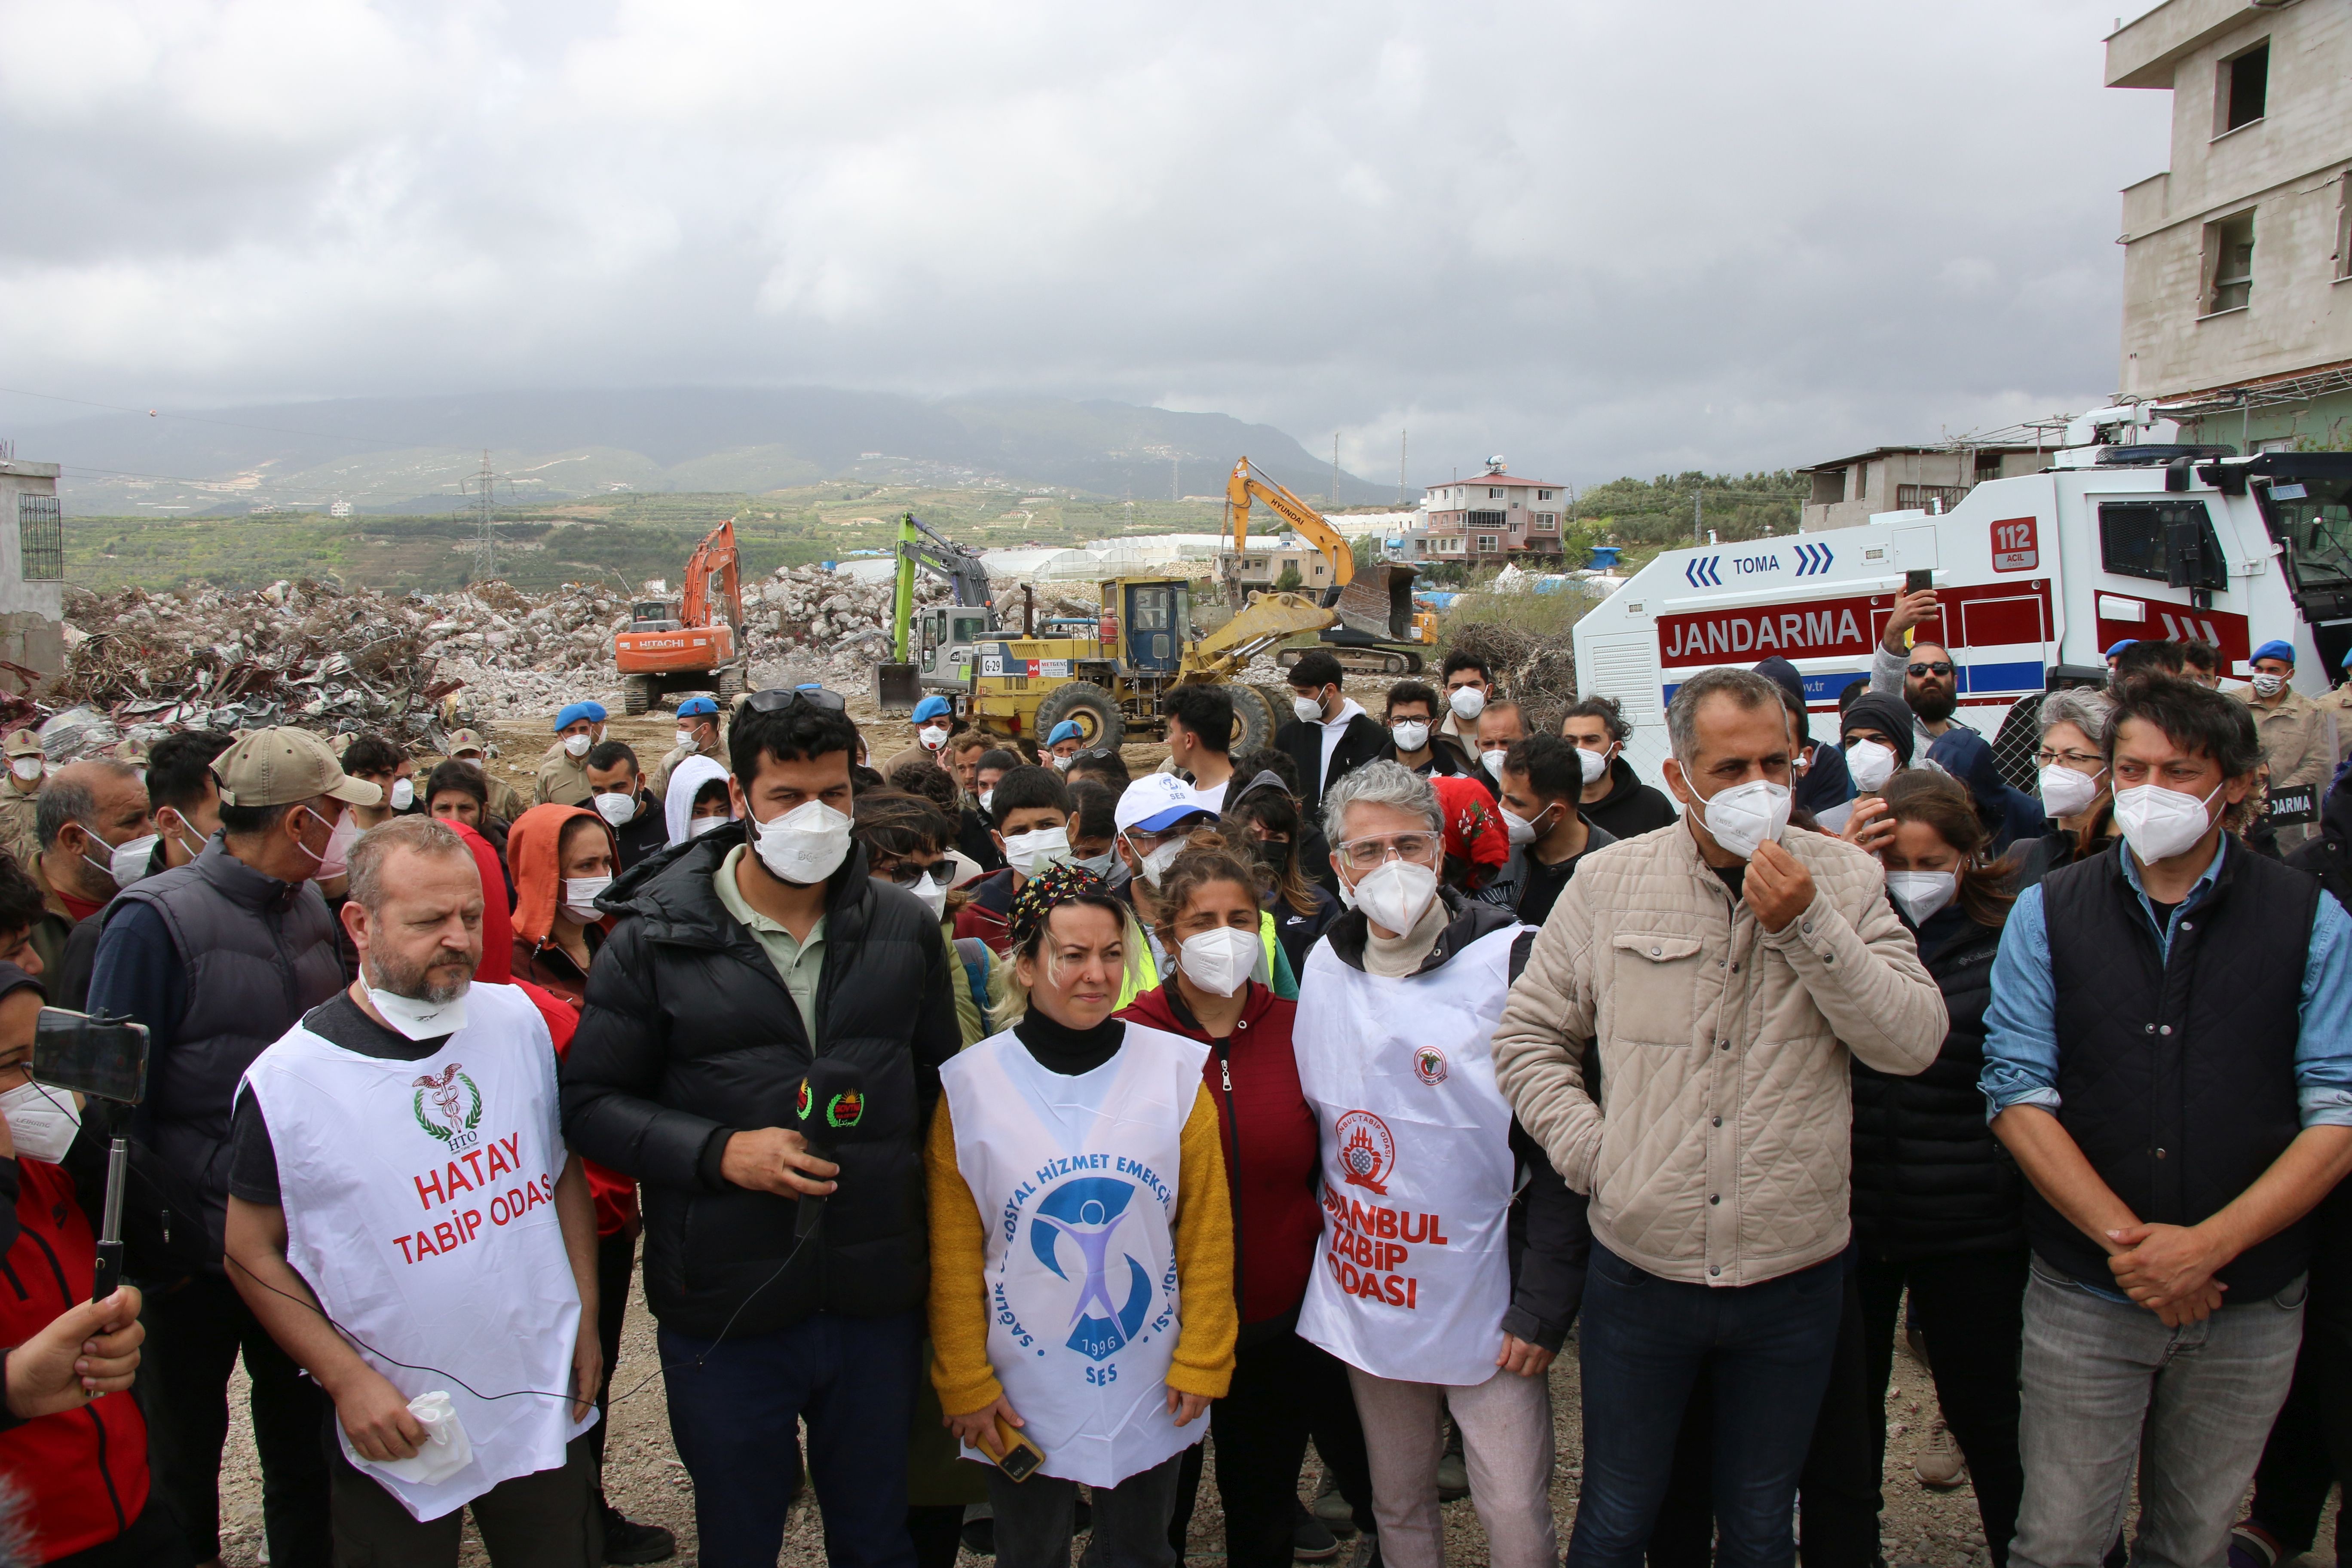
xmin=712 ymin=844 xmax=825 ymax=1048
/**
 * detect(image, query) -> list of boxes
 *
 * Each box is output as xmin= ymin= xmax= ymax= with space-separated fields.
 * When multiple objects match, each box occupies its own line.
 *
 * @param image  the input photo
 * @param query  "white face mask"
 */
xmin=1846 ymin=739 xmax=1898 ymax=793
xmin=1577 ymin=746 xmax=1608 ymax=786
xmin=2038 ymin=763 xmax=2104 ymax=819
xmin=689 ymin=813 xmax=732 ymax=836
xmin=1076 ymin=851 xmax=1119 ymax=879
xmin=1502 ymin=803 xmax=1556 ymax=847
xmin=1292 ymin=695 xmax=1326 ymax=725
xmin=368 ymin=982 xmax=469 ymax=1041
xmin=106 ymin=831 xmax=161 ymax=891
xmin=315 ymin=809 xmax=360 ymax=881
xmin=594 ymin=790 xmax=639 ymax=827
xmin=1349 ymin=858 xmax=1439 ymax=935
xmin=753 ymin=799 xmax=853 ymax=885
xmin=1002 ymin=825 xmax=1072 ymax=879
xmin=1449 ymin=686 xmax=1487 ymax=721
xmin=1689 ymin=778 xmax=1791 ymax=862
xmin=1391 ymin=721 xmax=1430 ymax=753
xmin=1885 ymin=869 xmax=1957 ymax=925
xmin=2251 ymin=672 xmax=2287 ymax=698
xmin=1127 ymin=833 xmax=1185 ymax=888
xmin=919 ymin=724 xmax=949 ymax=751
xmin=561 ymin=875 xmax=611 ymax=925
xmin=896 ymin=873 xmax=949 ymax=918
xmin=1481 ymin=748 xmax=1509 ymax=779
xmin=1051 ymin=753 xmax=1075 ymax=772
xmin=675 ymin=728 xmax=696 ymax=750
xmin=978 ymin=788 xmax=995 ymax=816
xmin=2113 ymin=779 xmax=2223 ymax=864
xmin=389 ymin=777 xmax=416 ymax=811
xmin=9 ymin=758 xmax=39 ymax=784
xmin=1179 ymin=925 xmax=1260 ymax=997
xmin=562 ymin=732 xmax=593 ymax=758
xmin=0 ymin=1080 xmax=81 ymax=1164
xmin=159 ymin=809 xmax=205 ymax=862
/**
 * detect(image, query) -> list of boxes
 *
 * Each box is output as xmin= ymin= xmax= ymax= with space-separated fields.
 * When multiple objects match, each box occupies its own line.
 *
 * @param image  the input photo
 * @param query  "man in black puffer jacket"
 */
xmin=562 ymin=689 xmax=959 ymax=1568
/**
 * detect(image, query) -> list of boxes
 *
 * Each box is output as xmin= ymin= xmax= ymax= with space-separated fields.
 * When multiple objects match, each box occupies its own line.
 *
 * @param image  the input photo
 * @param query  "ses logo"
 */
xmin=1030 ymin=1177 xmax=1154 ymax=1363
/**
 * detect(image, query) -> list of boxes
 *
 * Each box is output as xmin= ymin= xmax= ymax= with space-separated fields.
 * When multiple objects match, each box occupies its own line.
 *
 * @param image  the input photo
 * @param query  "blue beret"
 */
xmin=2252 ymin=640 xmax=2296 ymax=666
xmin=554 ymin=701 xmax=607 ymax=731
xmin=676 ymin=696 xmax=719 ymax=717
xmin=1047 ymin=720 xmax=1085 ymax=745
xmin=913 ymin=695 xmax=953 ymax=722
xmin=2104 ymin=639 xmax=2137 ymax=659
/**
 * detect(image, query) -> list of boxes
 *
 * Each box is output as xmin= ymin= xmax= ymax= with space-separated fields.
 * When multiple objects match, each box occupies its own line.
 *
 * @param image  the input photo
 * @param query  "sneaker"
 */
xmin=962 ymin=1515 xmax=996 ymax=1556
xmin=600 ymin=1504 xmax=678 ymax=1565
xmin=1435 ymin=1447 xmax=1468 ymax=1501
xmin=1312 ymin=1473 xmax=1358 ymax=1534
xmin=2227 ymin=1523 xmax=2284 ymax=1568
xmin=1294 ymin=1501 xmax=1343 ymax=1562
xmin=1912 ymin=1421 xmax=1966 ymax=1490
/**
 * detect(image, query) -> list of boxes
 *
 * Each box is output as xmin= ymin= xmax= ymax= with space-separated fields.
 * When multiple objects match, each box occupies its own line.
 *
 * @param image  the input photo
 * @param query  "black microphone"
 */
xmin=789 ymin=1060 xmax=869 ymax=1240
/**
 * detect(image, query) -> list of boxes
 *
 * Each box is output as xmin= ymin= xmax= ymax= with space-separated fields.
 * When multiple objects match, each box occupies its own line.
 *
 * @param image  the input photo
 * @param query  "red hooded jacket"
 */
xmin=449 ymin=822 xmax=637 ymax=1237
xmin=1117 ymin=980 xmax=1320 ymax=1331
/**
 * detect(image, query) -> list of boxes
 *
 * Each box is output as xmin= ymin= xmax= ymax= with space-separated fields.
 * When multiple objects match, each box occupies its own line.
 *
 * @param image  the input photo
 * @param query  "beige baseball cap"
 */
xmin=447 ymin=728 xmax=487 ymax=757
xmin=111 ymin=738 xmax=150 ymax=765
xmin=212 ymin=728 xmax=383 ymax=809
xmin=4 ymin=731 xmax=42 ymax=760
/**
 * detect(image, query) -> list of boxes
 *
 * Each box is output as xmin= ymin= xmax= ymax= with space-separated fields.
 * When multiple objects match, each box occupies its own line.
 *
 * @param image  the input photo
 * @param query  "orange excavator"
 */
xmin=614 ymin=518 xmax=749 ymax=713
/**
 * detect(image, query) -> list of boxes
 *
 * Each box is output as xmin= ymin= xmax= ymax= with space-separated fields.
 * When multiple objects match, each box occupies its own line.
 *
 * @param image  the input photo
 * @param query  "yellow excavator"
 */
xmin=1223 ymin=456 xmax=1436 ymax=675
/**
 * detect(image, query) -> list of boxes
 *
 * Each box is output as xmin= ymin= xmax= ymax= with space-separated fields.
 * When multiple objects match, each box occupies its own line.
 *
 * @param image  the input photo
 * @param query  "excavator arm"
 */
xmin=890 ymin=512 xmax=994 ymax=661
xmin=1225 ymin=457 xmax=1355 ymax=605
xmin=679 ymin=518 xmax=743 ymax=632
xmin=1179 ymin=590 xmax=1335 ymax=681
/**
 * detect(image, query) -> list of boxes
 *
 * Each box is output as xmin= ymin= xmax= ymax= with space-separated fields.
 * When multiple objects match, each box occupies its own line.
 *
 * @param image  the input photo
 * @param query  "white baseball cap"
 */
xmin=1115 ymin=773 xmax=1217 ymax=835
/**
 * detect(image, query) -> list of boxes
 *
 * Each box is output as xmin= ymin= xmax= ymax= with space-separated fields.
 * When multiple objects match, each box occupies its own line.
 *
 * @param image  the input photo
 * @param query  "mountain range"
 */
xmin=26 ymin=388 xmax=1399 ymax=515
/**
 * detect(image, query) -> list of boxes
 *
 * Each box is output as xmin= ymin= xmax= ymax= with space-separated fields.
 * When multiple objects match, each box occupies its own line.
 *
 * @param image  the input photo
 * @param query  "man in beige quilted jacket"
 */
xmin=1492 ymin=665 xmax=1945 ymax=1568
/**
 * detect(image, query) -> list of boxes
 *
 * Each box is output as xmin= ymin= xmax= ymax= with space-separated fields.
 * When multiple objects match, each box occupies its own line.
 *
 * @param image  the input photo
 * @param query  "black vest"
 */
xmin=2037 ymin=842 xmax=2318 ymax=1296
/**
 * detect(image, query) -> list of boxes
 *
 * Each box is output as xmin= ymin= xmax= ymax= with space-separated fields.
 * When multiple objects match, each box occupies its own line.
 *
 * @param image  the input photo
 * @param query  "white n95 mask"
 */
xmin=594 ymin=791 xmax=638 ymax=827
xmin=1885 ymin=870 xmax=1957 ymax=925
xmin=562 ymin=876 xmax=611 ymax=924
xmin=1449 ymin=687 xmax=1486 ymax=722
xmin=2113 ymin=781 xmax=2221 ymax=864
xmin=1292 ymin=696 xmax=1325 ymax=725
xmin=754 ymin=800 xmax=853 ymax=885
xmin=1846 ymin=740 xmax=1898 ymax=794
xmin=367 ymin=983 xmax=469 ymax=1041
xmin=1481 ymin=749 xmax=1509 ymax=779
xmin=1179 ymin=926 xmax=1261 ymax=997
xmin=0 ymin=1080 xmax=81 ymax=1164
xmin=1691 ymin=778 xmax=1790 ymax=862
xmin=1350 ymin=859 xmax=1438 ymax=935
xmin=107 ymin=832 xmax=161 ymax=891
xmin=2038 ymin=764 xmax=2103 ymax=820
xmin=1577 ymin=747 xmax=1608 ymax=786
xmin=1129 ymin=834 xmax=1185 ymax=888
xmin=919 ymin=724 xmax=950 ymax=751
xmin=1002 ymin=826 xmax=1072 ymax=879
xmin=8 ymin=758 xmax=38 ymax=784
xmin=1391 ymin=721 xmax=1430 ymax=753
xmin=562 ymin=732 xmax=593 ymax=758
xmin=389 ymin=777 xmax=416 ymax=811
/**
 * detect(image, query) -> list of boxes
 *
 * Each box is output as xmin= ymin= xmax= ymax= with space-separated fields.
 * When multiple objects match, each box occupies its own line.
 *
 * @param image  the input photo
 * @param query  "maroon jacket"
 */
xmin=1118 ymin=980 xmax=1320 ymax=1335
xmin=0 ymin=1154 xmax=152 ymax=1561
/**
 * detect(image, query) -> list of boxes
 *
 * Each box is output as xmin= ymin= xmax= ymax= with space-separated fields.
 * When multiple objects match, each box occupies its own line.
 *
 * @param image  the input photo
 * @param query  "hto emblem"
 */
xmin=1334 ymin=1110 xmax=1395 ymax=1196
xmin=1413 ymin=1047 xmax=1449 ymax=1086
xmin=411 ymin=1064 xmax=484 ymax=1151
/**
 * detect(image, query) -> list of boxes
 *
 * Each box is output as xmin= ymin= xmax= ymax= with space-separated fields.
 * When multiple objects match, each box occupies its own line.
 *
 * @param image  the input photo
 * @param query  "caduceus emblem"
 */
xmin=410 ymin=1063 xmax=483 ymax=1143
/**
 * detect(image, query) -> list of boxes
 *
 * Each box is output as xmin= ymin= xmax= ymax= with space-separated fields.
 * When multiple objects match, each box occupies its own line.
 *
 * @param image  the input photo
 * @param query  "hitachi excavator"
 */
xmin=613 ymin=518 xmax=749 ymax=713
xmin=1224 ymin=456 xmax=1435 ymax=675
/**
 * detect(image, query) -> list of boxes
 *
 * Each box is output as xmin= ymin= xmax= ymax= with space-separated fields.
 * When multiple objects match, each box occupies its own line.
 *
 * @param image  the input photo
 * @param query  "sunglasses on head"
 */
xmin=1906 ymin=661 xmax=1955 ymax=677
xmin=744 ymin=685 xmax=847 ymax=716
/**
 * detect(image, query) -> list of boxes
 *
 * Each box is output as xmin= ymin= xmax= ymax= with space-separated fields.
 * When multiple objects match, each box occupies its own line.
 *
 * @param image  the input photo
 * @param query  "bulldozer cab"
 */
xmin=1112 ymin=579 xmax=1191 ymax=674
xmin=629 ymin=600 xmax=681 ymax=632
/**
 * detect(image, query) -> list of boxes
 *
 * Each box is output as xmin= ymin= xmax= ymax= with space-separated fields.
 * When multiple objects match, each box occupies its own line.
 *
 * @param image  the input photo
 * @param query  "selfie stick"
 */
xmin=92 ymin=1136 xmax=126 ymax=1303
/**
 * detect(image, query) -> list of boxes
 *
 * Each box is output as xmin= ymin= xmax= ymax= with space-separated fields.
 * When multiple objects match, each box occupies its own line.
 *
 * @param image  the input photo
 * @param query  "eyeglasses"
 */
xmin=2035 ymin=749 xmax=2103 ymax=769
xmin=744 ymin=685 xmax=847 ymax=716
xmin=1334 ymin=831 xmax=1443 ymax=872
xmin=889 ymin=862 xmax=955 ymax=888
xmin=1906 ymin=661 xmax=1955 ymax=677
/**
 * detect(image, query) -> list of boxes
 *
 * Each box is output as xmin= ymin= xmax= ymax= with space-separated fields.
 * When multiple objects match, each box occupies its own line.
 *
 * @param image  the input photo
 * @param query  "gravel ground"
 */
xmin=200 ymin=692 xmax=2337 ymax=1566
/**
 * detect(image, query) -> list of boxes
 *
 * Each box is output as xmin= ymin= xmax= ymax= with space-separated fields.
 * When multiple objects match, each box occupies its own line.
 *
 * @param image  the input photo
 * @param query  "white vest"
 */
xmin=240 ymin=984 xmax=592 ymax=1522
xmin=939 ymin=1022 xmax=1209 ymax=1488
xmin=1294 ymin=924 xmax=1522 ymax=1387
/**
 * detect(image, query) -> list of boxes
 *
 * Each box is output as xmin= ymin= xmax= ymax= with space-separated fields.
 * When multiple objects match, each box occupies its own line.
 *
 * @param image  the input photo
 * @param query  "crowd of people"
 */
xmin=6 ymin=594 xmax=2352 ymax=1568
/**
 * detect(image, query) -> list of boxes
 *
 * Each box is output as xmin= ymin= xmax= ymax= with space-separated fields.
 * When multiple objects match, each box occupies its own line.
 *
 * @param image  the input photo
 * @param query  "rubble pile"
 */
xmin=744 ymin=565 xmax=947 ymax=678
xmin=1445 ymin=620 xmax=1579 ymax=733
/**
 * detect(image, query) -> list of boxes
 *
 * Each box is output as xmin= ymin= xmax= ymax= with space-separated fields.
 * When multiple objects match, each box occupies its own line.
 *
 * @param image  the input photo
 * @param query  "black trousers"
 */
xmin=1856 ymin=1250 xmax=2028 ymax=1568
xmin=2245 ymin=1195 xmax=2352 ymax=1557
xmin=1645 ymin=1262 xmax=1879 ymax=1568
xmin=326 ymin=1429 xmax=601 ymax=1567
xmin=586 ymin=1228 xmax=634 ymax=1484
xmin=1168 ymin=1329 xmax=1376 ymax=1567
xmin=140 ymin=1270 xmax=333 ymax=1566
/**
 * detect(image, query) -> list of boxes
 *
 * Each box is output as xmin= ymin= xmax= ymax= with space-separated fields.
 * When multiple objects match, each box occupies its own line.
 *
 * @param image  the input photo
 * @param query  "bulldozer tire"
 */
xmin=1035 ymin=681 xmax=1122 ymax=752
xmin=714 ymin=665 xmax=745 ymax=702
xmin=622 ymin=675 xmax=653 ymax=715
xmin=1225 ymin=683 xmax=1277 ymax=756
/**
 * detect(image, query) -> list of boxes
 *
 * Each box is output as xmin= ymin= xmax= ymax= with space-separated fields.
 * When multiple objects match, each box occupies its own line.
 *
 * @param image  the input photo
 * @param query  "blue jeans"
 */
xmin=1567 ymin=1244 xmax=1845 ymax=1568
xmin=659 ymin=1308 xmax=924 ymax=1568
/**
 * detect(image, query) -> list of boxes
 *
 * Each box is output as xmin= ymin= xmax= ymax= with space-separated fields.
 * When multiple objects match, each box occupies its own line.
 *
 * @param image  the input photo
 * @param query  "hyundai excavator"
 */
xmin=613 ymin=517 xmax=749 ymax=713
xmin=1223 ymin=456 xmax=1435 ymax=675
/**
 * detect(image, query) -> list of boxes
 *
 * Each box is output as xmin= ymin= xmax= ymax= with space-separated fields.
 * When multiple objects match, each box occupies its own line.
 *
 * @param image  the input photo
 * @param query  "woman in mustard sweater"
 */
xmin=925 ymin=863 xmax=1237 ymax=1568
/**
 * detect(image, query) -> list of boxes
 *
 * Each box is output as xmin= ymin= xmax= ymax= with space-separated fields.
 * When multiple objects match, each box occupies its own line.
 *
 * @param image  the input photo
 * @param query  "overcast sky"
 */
xmin=0 ymin=0 xmax=2174 ymax=488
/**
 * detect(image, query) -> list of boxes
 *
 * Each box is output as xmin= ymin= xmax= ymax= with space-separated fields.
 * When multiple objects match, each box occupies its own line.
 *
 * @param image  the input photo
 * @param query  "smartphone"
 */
xmin=1905 ymin=569 xmax=1935 ymax=594
xmin=980 ymin=1417 xmax=1045 ymax=1482
xmin=32 ymin=1009 xmax=149 ymax=1106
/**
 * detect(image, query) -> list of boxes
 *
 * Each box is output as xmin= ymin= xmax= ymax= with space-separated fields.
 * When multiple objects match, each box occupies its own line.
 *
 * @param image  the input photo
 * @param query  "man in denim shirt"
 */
xmin=1982 ymin=675 xmax=2352 ymax=1568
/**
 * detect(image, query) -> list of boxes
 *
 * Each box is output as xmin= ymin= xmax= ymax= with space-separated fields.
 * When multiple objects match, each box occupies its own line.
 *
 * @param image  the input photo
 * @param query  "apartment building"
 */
xmin=2110 ymin=0 xmax=2352 ymax=448
xmin=1422 ymin=459 xmax=1569 ymax=558
xmin=1798 ymin=444 xmax=2052 ymax=532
